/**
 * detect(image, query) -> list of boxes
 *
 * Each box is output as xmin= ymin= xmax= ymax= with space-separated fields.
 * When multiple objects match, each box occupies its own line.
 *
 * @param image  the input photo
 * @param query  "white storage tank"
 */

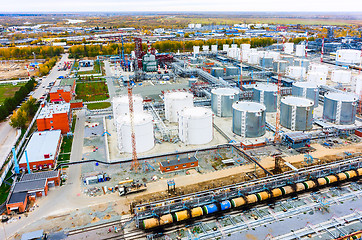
xmin=323 ymin=92 xmax=357 ymax=125
xmin=211 ymin=88 xmax=240 ymax=117
xmin=309 ymin=64 xmax=329 ymax=75
xmin=178 ymin=107 xmax=213 ymax=145
xmin=164 ymin=91 xmax=194 ymax=122
xmin=232 ymin=101 xmax=266 ymax=138
xmin=223 ymin=44 xmax=229 ymax=52
xmin=193 ymin=46 xmax=200 ymax=55
xmin=336 ymin=49 xmax=361 ymax=64
xmin=284 ymin=42 xmax=294 ymax=54
xmin=294 ymin=58 xmax=310 ymax=69
xmin=242 ymin=49 xmax=250 ymax=61
xmin=273 ymin=60 xmax=288 ymax=73
xmin=280 ymin=96 xmax=314 ymax=131
xmin=211 ymin=45 xmax=218 ymax=53
xmin=113 ymin=95 xmax=143 ymax=124
xmin=116 ymin=113 xmax=154 ymax=153
xmin=253 ymin=83 xmax=278 ymax=112
xmin=259 ymin=56 xmax=274 ymax=68
xmin=354 ymin=75 xmax=362 ymax=95
xmin=248 ymin=52 xmax=260 ymax=64
xmin=241 ymin=44 xmax=250 ymax=51
xmin=281 ymin=55 xmax=294 ymax=65
xmin=202 ymin=45 xmax=209 ymax=52
xmin=292 ymin=82 xmax=319 ymax=107
xmin=307 ymin=71 xmax=327 ymax=86
xmin=295 ymin=44 xmax=305 ymax=57
xmin=286 ymin=66 xmax=307 ymax=79
xmin=331 ymin=70 xmax=351 ymax=84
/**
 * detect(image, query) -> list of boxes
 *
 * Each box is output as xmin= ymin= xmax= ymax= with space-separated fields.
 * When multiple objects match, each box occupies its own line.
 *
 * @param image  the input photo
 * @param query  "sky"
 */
xmin=1 ymin=0 xmax=362 ymax=12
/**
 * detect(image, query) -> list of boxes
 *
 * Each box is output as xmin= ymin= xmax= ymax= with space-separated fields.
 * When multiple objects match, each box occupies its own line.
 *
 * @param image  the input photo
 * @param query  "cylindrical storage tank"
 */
xmin=307 ymin=71 xmax=327 ymax=86
xmin=271 ymin=188 xmax=282 ymax=198
xmin=164 ymin=91 xmax=194 ymax=122
xmin=202 ymin=203 xmax=218 ymax=214
xmin=112 ymin=95 xmax=143 ymax=121
xmin=286 ymin=66 xmax=306 ymax=79
xmin=273 ymin=60 xmax=288 ymax=73
xmin=246 ymin=194 xmax=258 ymax=204
xmin=191 ymin=207 xmax=203 ymax=218
xmin=292 ymin=82 xmax=319 ymax=107
xmin=284 ymin=42 xmax=294 ymax=54
xmin=117 ymin=113 xmax=154 ymax=153
xmin=280 ymin=96 xmax=314 ymax=131
xmin=188 ymin=77 xmax=198 ymax=87
xmin=256 ymin=191 xmax=270 ymax=201
xmin=226 ymin=66 xmax=239 ymax=76
xmin=259 ymin=57 xmax=273 ymax=68
xmin=174 ymin=210 xmax=190 ymax=222
xmin=281 ymin=186 xmax=293 ymax=195
xmin=211 ymin=45 xmax=218 ymax=53
xmin=354 ymin=75 xmax=362 ymax=95
xmin=281 ymin=55 xmax=294 ymax=65
xmin=294 ymin=58 xmax=310 ymax=69
xmin=223 ymin=44 xmax=229 ymax=52
xmin=345 ymin=170 xmax=357 ymax=179
xmin=241 ymin=43 xmax=251 ymax=51
xmin=303 ymin=180 xmax=316 ymax=190
xmin=317 ymin=178 xmax=327 ymax=186
xmin=336 ymin=49 xmax=361 ymax=64
xmin=253 ymin=83 xmax=278 ymax=112
xmin=325 ymin=175 xmax=338 ymax=184
xmin=309 ymin=64 xmax=329 ymax=75
xmin=331 ymin=70 xmax=351 ymax=84
xmin=323 ymin=92 xmax=357 ymax=125
xmin=242 ymin=49 xmax=250 ymax=61
xmin=220 ymin=200 xmax=231 ymax=211
xmin=231 ymin=197 xmax=246 ymax=208
xmin=232 ymin=101 xmax=266 ymax=138
xmin=337 ymin=172 xmax=347 ymax=181
xmin=212 ymin=67 xmax=224 ymax=78
xmin=178 ymin=107 xmax=213 ymax=145
xmin=211 ymin=88 xmax=240 ymax=117
xmin=295 ymin=44 xmax=305 ymax=57
xmin=193 ymin=46 xmax=200 ymax=55
xmin=295 ymin=183 xmax=306 ymax=192
xmin=247 ymin=52 xmax=260 ymax=64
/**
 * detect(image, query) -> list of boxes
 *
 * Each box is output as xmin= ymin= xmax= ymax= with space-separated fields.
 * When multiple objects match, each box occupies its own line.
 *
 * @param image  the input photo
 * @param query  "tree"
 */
xmin=10 ymin=109 xmax=28 ymax=129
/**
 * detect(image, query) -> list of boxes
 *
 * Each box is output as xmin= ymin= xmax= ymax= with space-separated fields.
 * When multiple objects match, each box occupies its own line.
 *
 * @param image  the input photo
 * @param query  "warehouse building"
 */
xmin=19 ymin=130 xmax=62 ymax=171
xmin=159 ymin=157 xmax=198 ymax=173
xmin=6 ymin=192 xmax=28 ymax=214
xmin=37 ymin=102 xmax=71 ymax=134
xmin=49 ymin=85 xmax=73 ymax=103
xmin=21 ymin=170 xmax=61 ymax=187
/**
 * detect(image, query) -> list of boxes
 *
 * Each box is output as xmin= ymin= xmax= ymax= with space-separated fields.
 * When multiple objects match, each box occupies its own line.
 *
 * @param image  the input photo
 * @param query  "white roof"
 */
xmin=37 ymin=103 xmax=70 ymax=119
xmin=19 ymin=130 xmax=61 ymax=165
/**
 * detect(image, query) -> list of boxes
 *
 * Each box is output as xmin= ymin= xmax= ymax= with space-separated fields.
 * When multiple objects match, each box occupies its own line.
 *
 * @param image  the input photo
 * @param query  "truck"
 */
xmin=118 ymin=183 xmax=147 ymax=196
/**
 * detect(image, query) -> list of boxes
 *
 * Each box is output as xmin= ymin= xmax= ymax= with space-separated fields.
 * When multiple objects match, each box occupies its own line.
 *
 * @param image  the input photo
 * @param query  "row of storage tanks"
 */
xmin=211 ymin=83 xmax=358 ymax=138
xmin=141 ymin=168 xmax=362 ymax=229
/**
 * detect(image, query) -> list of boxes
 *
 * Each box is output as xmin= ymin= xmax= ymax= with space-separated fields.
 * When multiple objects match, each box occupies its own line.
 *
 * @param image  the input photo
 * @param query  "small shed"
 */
xmin=284 ymin=132 xmax=311 ymax=149
xmin=159 ymin=157 xmax=198 ymax=173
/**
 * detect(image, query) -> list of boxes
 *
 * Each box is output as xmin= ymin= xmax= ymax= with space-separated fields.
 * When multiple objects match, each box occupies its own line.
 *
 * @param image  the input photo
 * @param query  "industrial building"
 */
xmin=159 ymin=157 xmax=198 ymax=173
xmin=36 ymin=102 xmax=71 ymax=134
xmin=18 ymin=130 xmax=62 ymax=171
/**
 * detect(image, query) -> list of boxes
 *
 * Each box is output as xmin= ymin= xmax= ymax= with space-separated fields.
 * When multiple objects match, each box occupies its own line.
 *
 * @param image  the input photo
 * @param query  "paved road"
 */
xmin=104 ymin=61 xmax=117 ymax=99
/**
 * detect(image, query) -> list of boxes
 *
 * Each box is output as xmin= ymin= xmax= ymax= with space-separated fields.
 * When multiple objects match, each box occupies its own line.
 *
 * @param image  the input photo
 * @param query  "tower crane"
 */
xmin=274 ymin=63 xmax=282 ymax=143
xmin=128 ymin=81 xmax=140 ymax=172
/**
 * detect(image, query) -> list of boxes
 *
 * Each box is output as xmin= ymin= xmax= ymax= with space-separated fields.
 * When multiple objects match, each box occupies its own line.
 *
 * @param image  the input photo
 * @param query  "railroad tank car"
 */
xmin=220 ymin=200 xmax=232 ymax=211
xmin=231 ymin=197 xmax=246 ymax=208
xmin=191 ymin=207 xmax=203 ymax=218
xmin=256 ymin=191 xmax=270 ymax=201
xmin=140 ymin=167 xmax=362 ymax=230
xmin=246 ymin=194 xmax=258 ymax=204
xmin=174 ymin=210 xmax=190 ymax=222
xmin=271 ymin=188 xmax=283 ymax=198
xmin=203 ymin=203 xmax=218 ymax=214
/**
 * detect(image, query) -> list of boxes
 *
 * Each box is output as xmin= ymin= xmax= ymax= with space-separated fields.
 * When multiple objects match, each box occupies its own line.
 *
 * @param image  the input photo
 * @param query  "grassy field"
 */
xmin=0 ymin=83 xmax=26 ymax=105
xmin=75 ymin=81 xmax=109 ymax=102
xmin=87 ymin=102 xmax=111 ymax=110
xmin=60 ymin=136 xmax=73 ymax=154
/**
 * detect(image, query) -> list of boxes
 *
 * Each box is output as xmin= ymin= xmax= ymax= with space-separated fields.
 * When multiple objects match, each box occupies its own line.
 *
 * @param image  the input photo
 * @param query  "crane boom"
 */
xmin=128 ymin=84 xmax=139 ymax=172
xmin=274 ymin=63 xmax=282 ymax=143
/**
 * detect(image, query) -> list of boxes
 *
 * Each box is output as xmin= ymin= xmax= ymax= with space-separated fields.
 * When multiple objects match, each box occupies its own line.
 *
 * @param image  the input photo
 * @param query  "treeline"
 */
xmin=39 ymin=57 xmax=58 ymax=76
xmin=0 ymin=79 xmax=36 ymax=121
xmin=289 ymin=37 xmax=315 ymax=44
xmin=10 ymin=97 xmax=38 ymax=129
xmin=0 ymin=45 xmax=64 ymax=60
xmin=69 ymin=37 xmax=275 ymax=58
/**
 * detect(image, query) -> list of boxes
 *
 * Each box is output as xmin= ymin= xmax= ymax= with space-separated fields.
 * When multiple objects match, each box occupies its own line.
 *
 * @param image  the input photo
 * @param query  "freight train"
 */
xmin=140 ymin=168 xmax=362 ymax=229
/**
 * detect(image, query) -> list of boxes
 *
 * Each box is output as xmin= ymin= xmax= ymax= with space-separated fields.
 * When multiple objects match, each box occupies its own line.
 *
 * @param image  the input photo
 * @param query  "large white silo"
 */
xmin=286 ymin=66 xmax=307 ymax=79
xmin=295 ymin=44 xmax=305 ymax=57
xmin=284 ymin=42 xmax=294 ymax=54
xmin=211 ymin=45 xmax=218 ymax=53
xmin=116 ymin=113 xmax=154 ymax=153
xmin=241 ymin=44 xmax=250 ymax=51
xmin=178 ymin=107 xmax=213 ymax=145
xmin=223 ymin=44 xmax=229 ymax=52
xmin=307 ymin=71 xmax=327 ymax=86
xmin=248 ymin=52 xmax=260 ymax=64
xmin=112 ymin=95 xmax=143 ymax=125
xmin=331 ymin=70 xmax=351 ymax=84
xmin=193 ymin=46 xmax=200 ymax=55
xmin=308 ymin=64 xmax=329 ymax=75
xmin=354 ymin=75 xmax=362 ymax=95
xmin=164 ymin=91 xmax=194 ymax=122
xmin=336 ymin=49 xmax=361 ymax=65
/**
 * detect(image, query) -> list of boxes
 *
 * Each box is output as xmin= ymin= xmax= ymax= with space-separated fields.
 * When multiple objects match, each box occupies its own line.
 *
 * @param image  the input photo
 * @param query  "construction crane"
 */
xmin=128 ymin=82 xmax=140 ymax=172
xmin=274 ymin=63 xmax=282 ymax=143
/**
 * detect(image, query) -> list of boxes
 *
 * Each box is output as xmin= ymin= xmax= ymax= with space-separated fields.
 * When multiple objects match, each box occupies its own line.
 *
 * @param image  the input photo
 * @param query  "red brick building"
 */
xmin=19 ymin=130 xmax=62 ymax=171
xmin=6 ymin=192 xmax=28 ymax=214
xmin=159 ymin=157 xmax=198 ymax=173
xmin=37 ymin=102 xmax=71 ymax=134
xmin=21 ymin=171 xmax=61 ymax=187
